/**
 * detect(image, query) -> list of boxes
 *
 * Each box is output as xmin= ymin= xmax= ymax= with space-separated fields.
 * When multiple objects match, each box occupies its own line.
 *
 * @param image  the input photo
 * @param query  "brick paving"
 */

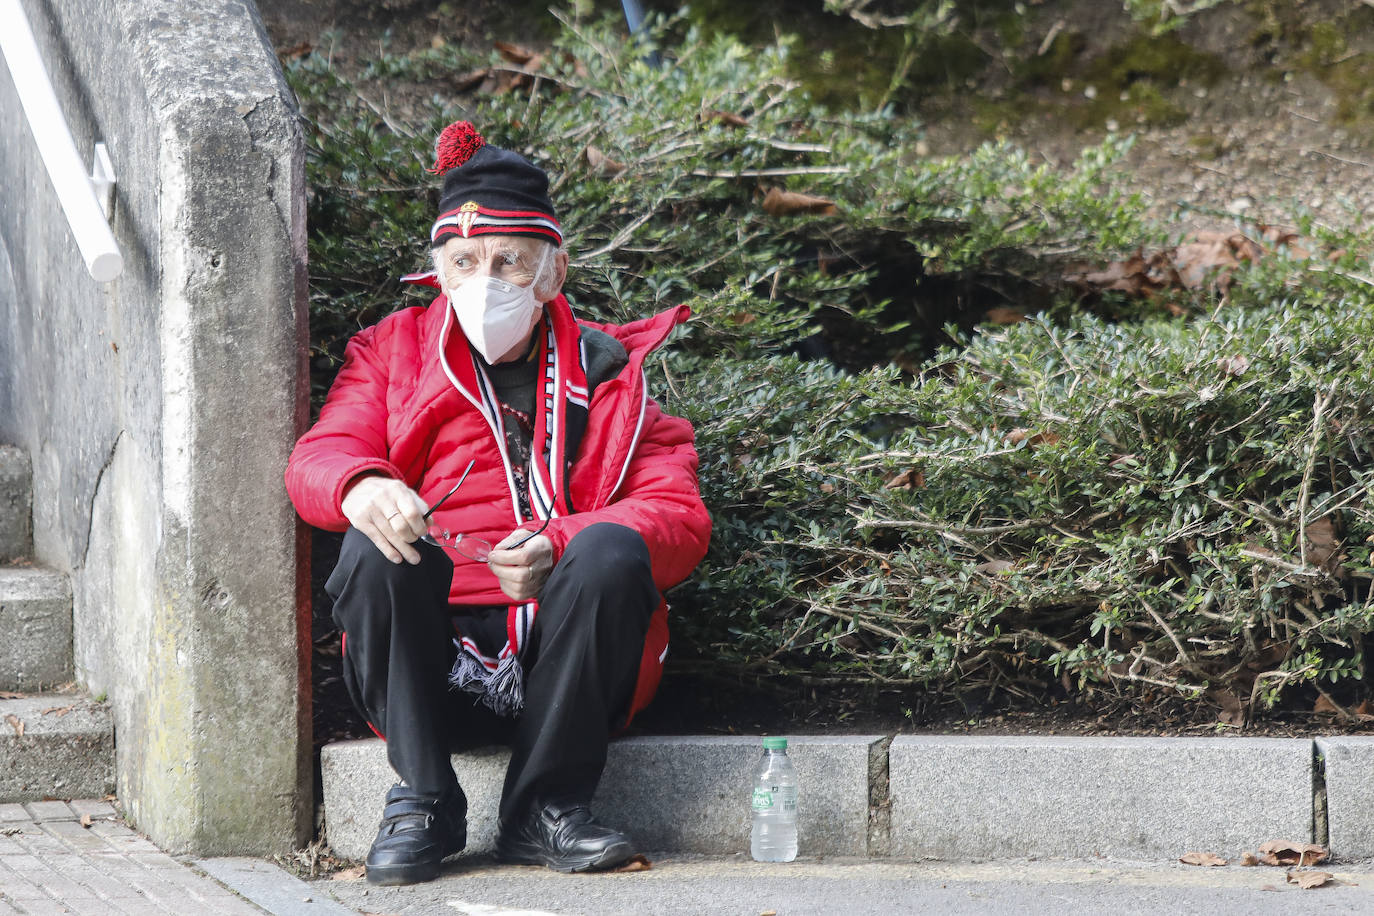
xmin=0 ymin=801 xmax=266 ymax=915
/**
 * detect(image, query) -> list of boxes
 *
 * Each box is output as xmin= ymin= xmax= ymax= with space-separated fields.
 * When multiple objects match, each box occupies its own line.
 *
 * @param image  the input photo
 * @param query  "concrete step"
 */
xmin=320 ymin=735 xmax=881 ymax=862
xmin=0 ymin=445 xmax=32 ymax=562
xmin=0 ymin=565 xmax=74 ymax=691
xmin=321 ymin=734 xmax=1336 ymax=863
xmin=888 ymin=735 xmax=1314 ymax=860
xmin=0 ymin=692 xmax=115 ymax=802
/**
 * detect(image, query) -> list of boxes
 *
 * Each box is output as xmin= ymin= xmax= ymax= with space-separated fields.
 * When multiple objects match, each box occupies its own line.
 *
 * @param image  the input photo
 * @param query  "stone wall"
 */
xmin=0 ymin=0 xmax=309 ymax=854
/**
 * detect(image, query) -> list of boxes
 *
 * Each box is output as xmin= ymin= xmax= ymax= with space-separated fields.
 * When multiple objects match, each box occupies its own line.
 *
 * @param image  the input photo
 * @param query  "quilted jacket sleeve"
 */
xmin=284 ymin=325 xmax=405 ymax=531
xmin=541 ymin=398 xmax=711 ymax=592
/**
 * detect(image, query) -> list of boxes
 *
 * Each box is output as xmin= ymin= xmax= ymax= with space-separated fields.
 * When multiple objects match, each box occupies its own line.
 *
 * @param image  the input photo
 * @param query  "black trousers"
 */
xmin=326 ymin=522 xmax=658 ymax=824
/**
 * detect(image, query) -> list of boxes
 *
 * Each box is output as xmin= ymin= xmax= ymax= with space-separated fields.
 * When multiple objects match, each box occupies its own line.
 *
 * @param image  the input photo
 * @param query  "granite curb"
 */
xmin=319 ymin=734 xmax=1371 ymax=864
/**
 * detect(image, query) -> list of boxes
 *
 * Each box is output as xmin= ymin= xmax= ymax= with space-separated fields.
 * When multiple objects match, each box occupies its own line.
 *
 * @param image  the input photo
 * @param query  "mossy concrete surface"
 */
xmin=0 ymin=0 xmax=309 ymax=854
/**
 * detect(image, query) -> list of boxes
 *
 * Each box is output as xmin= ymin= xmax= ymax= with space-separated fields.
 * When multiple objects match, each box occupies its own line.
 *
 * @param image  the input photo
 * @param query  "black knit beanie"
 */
xmin=428 ymin=121 xmax=562 ymax=246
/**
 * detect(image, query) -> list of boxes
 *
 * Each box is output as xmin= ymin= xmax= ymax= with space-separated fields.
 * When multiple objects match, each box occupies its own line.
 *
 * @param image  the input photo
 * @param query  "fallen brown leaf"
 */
xmin=493 ymin=40 xmax=537 ymax=65
xmin=1259 ymin=223 xmax=1299 ymax=247
xmin=884 ymin=469 xmax=924 ymax=491
xmin=1258 ymin=223 xmax=1312 ymax=258
xmin=760 ymin=187 xmax=837 ymax=217
xmin=4 ymin=714 xmax=23 ymax=737
xmin=1287 ymin=869 xmax=1335 ymax=889
xmin=331 ymin=864 xmax=366 ymax=881
xmin=1216 ymin=354 xmax=1250 ymax=377
xmin=279 ymin=41 xmax=314 ymax=61
xmin=451 ymin=67 xmax=491 ymax=94
xmin=1258 ymin=840 xmax=1328 ymax=866
xmin=1068 ymin=251 xmax=1160 ymax=295
xmin=1304 ymin=517 xmax=1343 ymax=573
xmin=0 ymin=691 xmax=23 ymax=699
xmin=1006 ymin=428 xmax=1059 ymax=449
xmin=1179 ymin=851 xmax=1227 ymax=866
xmin=612 ymin=853 xmax=653 ymax=872
xmin=1067 ymin=227 xmax=1322 ymax=301
xmin=584 ymin=146 xmax=626 ymax=177
xmin=41 ymin=705 xmax=74 ymax=717
xmin=1356 ymin=700 xmax=1374 ymax=719
xmin=1173 ymin=231 xmax=1256 ymax=291
xmin=984 ymin=307 xmax=1025 ymax=325
xmin=1314 ymin=694 xmax=1339 ymax=714
xmin=704 ymin=109 xmax=749 ymax=128
xmin=1205 ymin=688 xmax=1245 ymax=727
xmin=1240 ymin=851 xmax=1259 ymax=866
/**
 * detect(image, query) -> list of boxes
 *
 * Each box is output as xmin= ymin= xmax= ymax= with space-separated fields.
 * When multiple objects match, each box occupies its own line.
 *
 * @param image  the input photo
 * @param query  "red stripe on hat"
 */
xmin=433 ymin=224 xmax=563 ymax=243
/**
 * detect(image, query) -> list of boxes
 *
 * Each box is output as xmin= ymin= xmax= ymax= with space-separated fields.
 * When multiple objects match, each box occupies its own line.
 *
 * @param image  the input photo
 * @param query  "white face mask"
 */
xmin=447 ymin=275 xmax=541 ymax=364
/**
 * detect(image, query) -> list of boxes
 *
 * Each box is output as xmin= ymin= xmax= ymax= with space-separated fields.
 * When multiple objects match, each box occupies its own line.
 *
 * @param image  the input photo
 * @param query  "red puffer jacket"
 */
xmin=286 ymin=290 xmax=711 ymax=721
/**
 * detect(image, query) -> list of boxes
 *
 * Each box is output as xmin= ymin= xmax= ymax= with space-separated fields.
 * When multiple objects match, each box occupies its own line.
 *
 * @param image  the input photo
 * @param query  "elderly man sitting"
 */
xmin=286 ymin=122 xmax=711 ymax=886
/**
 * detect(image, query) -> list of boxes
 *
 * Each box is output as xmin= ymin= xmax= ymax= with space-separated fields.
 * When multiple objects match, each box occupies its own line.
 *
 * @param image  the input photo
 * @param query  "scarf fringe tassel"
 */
xmin=449 ymin=648 xmax=525 ymax=717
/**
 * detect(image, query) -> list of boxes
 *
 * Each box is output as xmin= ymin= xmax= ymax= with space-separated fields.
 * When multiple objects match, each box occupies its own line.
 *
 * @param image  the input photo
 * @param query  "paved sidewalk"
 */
xmin=316 ymin=853 xmax=1374 ymax=915
xmin=9 ymin=799 xmax=1374 ymax=915
xmin=0 ymin=800 xmax=279 ymax=915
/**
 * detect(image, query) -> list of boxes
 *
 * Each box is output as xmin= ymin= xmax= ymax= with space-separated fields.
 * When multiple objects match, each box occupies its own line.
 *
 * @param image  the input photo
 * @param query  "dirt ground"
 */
xmin=258 ymin=0 xmax=1374 ymax=743
xmin=260 ymin=0 xmax=1374 ymax=240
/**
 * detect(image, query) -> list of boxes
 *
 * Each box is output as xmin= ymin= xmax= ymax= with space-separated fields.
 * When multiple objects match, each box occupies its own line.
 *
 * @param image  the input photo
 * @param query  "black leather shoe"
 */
xmin=496 ymin=800 xmax=635 ymax=872
xmin=365 ymin=783 xmax=467 ymax=886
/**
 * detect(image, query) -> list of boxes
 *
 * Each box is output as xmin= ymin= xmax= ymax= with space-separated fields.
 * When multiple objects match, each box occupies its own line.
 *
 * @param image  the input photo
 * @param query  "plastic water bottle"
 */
xmin=750 ymin=736 xmax=798 ymax=862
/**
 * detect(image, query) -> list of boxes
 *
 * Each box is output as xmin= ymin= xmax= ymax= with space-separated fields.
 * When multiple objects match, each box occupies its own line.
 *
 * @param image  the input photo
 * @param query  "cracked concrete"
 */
xmin=0 ymin=0 xmax=308 ymax=855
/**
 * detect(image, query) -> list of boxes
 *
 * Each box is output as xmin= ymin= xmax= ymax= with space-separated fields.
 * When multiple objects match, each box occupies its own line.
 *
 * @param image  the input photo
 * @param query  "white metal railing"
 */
xmin=0 ymin=0 xmax=122 ymax=282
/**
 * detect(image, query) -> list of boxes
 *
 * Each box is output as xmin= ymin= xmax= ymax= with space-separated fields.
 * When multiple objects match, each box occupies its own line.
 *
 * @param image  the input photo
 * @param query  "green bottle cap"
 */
xmin=763 ymin=736 xmax=788 ymax=750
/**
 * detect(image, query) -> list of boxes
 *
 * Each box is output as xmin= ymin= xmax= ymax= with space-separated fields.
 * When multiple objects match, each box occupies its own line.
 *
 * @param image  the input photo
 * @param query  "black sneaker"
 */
xmin=496 ymin=800 xmax=635 ymax=873
xmin=365 ymin=783 xmax=467 ymax=886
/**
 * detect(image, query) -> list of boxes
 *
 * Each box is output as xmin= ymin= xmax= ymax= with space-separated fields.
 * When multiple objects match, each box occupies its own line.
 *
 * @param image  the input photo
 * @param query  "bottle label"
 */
xmin=752 ymin=785 xmax=797 ymax=812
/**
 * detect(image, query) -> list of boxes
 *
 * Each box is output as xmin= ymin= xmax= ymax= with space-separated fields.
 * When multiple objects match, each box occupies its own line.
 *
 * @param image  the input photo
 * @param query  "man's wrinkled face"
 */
xmin=438 ymin=235 xmax=549 ymax=290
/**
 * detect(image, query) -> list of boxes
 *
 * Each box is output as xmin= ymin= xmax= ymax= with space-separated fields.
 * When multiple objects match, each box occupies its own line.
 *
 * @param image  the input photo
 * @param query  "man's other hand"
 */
xmin=487 ymin=532 xmax=554 ymax=601
xmin=341 ymin=475 xmax=429 ymax=564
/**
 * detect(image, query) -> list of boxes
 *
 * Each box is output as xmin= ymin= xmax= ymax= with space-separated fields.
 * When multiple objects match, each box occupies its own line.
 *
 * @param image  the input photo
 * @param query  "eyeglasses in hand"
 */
xmin=423 ymin=515 xmax=550 ymax=562
xmin=418 ymin=458 xmax=551 ymax=561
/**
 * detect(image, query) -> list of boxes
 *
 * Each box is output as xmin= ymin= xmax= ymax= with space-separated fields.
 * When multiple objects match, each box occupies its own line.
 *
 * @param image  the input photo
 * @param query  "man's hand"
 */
xmin=487 ymin=532 xmax=554 ymax=601
xmin=341 ymin=475 xmax=429 ymax=564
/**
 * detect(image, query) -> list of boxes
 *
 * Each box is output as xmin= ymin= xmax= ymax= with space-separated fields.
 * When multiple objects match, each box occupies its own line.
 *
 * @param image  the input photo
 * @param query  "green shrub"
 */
xmin=287 ymin=9 xmax=1150 ymax=375
xmin=670 ymin=298 xmax=1374 ymax=718
xmin=287 ymin=8 xmax=1374 ymax=721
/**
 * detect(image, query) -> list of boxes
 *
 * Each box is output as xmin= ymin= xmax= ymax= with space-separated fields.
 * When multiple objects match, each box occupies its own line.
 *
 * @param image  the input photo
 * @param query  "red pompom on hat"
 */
xmin=427 ymin=120 xmax=562 ymax=247
xmin=428 ymin=121 xmax=486 ymax=175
